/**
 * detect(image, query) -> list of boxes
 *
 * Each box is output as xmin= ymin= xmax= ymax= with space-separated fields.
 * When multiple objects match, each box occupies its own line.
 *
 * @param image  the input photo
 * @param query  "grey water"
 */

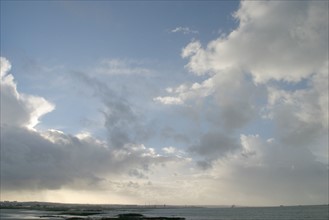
xmin=0 ymin=208 xmax=61 ymax=219
xmin=141 ymin=205 xmax=329 ymax=220
xmin=0 ymin=205 xmax=328 ymax=220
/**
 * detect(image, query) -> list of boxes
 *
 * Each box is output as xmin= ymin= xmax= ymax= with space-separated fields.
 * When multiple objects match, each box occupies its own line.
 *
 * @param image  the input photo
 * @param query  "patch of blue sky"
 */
xmin=1 ymin=1 xmax=238 ymax=87
xmin=269 ymin=77 xmax=311 ymax=91
xmin=1 ymin=0 xmax=239 ymax=61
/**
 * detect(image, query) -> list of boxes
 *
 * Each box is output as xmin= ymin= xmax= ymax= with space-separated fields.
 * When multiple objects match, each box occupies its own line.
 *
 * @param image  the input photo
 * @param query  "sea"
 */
xmin=0 ymin=205 xmax=328 ymax=220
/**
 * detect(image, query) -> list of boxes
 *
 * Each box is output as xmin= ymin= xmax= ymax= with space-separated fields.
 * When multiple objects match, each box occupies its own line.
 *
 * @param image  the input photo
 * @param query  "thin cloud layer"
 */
xmin=171 ymin=26 xmax=199 ymax=35
xmin=95 ymin=59 xmax=153 ymax=76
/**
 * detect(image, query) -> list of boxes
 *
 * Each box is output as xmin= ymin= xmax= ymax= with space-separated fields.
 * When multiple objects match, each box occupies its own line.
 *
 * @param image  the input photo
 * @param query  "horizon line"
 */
xmin=1 ymin=200 xmax=328 ymax=208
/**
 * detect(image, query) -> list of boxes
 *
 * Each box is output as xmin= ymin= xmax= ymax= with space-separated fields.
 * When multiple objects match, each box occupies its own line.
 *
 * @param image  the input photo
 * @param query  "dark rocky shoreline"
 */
xmin=1 ymin=201 xmax=188 ymax=219
xmin=40 ymin=212 xmax=185 ymax=220
xmin=65 ymin=213 xmax=185 ymax=219
xmin=45 ymin=213 xmax=185 ymax=220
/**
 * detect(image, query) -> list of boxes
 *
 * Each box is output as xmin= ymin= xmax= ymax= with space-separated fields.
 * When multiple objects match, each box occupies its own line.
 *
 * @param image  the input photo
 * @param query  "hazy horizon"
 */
xmin=1 ymin=200 xmax=328 ymax=207
xmin=1 ymin=0 xmax=328 ymax=206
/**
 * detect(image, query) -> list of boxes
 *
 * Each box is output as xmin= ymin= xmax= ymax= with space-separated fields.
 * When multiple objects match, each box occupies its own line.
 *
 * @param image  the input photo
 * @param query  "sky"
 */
xmin=0 ymin=0 xmax=328 ymax=206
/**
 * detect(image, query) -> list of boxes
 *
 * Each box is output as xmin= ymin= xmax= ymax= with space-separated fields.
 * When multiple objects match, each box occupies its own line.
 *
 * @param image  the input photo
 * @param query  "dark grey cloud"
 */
xmin=209 ymin=69 xmax=263 ymax=132
xmin=1 ymin=126 xmax=113 ymax=191
xmin=196 ymin=160 xmax=213 ymax=170
xmin=1 ymin=126 xmax=65 ymax=190
xmin=1 ymin=125 xmax=90 ymax=190
xmin=128 ymin=169 xmax=148 ymax=179
xmin=189 ymin=131 xmax=241 ymax=168
xmin=0 ymin=125 xmax=172 ymax=191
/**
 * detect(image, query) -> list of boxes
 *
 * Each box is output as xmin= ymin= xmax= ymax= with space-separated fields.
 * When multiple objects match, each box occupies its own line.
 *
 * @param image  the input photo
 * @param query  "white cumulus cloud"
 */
xmin=0 ymin=57 xmax=55 ymax=129
xmin=182 ymin=1 xmax=328 ymax=83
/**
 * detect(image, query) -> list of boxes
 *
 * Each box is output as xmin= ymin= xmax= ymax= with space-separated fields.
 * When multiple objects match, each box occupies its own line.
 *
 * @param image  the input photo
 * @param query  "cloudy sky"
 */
xmin=0 ymin=0 xmax=328 ymax=206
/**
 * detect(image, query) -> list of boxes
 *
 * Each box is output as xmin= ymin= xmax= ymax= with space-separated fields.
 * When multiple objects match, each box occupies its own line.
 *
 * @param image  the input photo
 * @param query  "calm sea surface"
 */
xmin=0 ymin=205 xmax=328 ymax=220
xmin=141 ymin=206 xmax=329 ymax=220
